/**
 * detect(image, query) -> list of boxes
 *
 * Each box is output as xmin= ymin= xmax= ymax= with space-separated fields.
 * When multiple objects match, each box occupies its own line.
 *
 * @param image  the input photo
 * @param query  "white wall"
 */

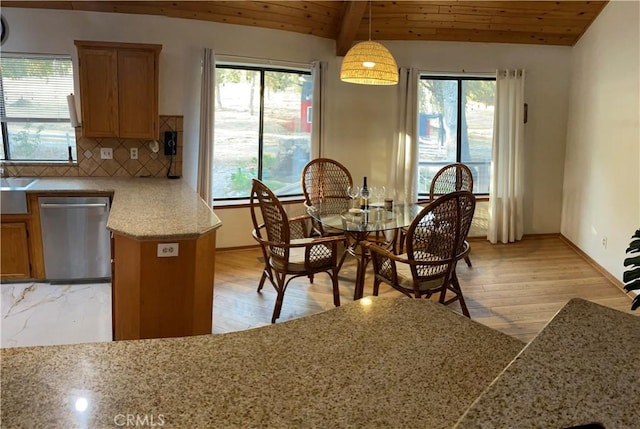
xmin=561 ymin=1 xmax=640 ymax=281
xmin=4 ymin=7 xmax=572 ymax=248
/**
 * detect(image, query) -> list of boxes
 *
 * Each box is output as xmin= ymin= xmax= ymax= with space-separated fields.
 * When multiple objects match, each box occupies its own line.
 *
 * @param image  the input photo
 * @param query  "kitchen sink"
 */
xmin=1 ymin=177 xmax=39 ymax=214
xmin=1 ymin=177 xmax=38 ymax=190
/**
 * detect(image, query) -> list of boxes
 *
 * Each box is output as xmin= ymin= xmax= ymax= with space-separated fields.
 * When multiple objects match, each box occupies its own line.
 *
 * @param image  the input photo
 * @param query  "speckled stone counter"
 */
xmin=26 ymin=177 xmax=221 ymax=239
xmin=23 ymin=177 xmax=221 ymax=340
xmin=0 ymin=297 xmax=524 ymax=428
xmin=454 ymin=298 xmax=640 ymax=429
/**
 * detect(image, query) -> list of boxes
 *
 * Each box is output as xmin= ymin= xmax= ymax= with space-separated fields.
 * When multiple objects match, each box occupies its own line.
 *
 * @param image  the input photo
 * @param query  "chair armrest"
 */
xmin=289 ymin=213 xmax=312 ymax=223
xmin=252 ymin=226 xmax=345 ymax=249
xmin=362 ymin=241 xmax=408 ymax=263
xmin=289 ymin=214 xmax=312 ymax=239
xmin=362 ymin=241 xmax=407 ymax=286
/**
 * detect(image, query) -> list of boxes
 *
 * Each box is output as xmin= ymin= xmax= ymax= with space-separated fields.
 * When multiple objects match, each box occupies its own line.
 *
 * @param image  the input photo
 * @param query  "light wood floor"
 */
xmin=212 ymin=236 xmax=635 ymax=342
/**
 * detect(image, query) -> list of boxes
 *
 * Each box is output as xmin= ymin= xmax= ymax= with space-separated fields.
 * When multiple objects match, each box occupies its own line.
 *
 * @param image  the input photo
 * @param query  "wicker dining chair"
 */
xmin=431 ymin=163 xmax=474 ymax=267
xmin=366 ymin=191 xmax=476 ymax=317
xmin=301 ymin=158 xmax=353 ymax=236
xmin=250 ymin=179 xmax=345 ymax=323
xmin=399 ymin=163 xmax=474 ymax=267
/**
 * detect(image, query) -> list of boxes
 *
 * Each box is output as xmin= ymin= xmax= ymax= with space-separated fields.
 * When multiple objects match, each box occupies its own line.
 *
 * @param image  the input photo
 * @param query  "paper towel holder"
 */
xmin=67 ymin=93 xmax=81 ymax=128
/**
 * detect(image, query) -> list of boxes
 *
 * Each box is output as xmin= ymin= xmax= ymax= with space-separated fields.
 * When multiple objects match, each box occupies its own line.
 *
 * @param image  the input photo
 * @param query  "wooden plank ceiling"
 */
xmin=4 ymin=1 xmax=608 ymax=55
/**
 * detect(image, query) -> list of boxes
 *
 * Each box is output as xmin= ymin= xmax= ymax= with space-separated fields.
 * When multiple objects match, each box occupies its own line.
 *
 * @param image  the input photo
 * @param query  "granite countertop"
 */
xmin=454 ymin=298 xmax=640 ymax=429
xmin=0 ymin=297 xmax=524 ymax=428
xmin=24 ymin=177 xmax=221 ymax=240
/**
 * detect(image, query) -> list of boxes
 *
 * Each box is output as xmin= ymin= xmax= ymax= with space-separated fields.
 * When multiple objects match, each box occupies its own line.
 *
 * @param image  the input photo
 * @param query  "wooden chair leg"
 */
xmin=331 ymin=271 xmax=341 ymax=307
xmin=271 ymin=289 xmax=285 ymax=323
xmin=451 ymin=272 xmax=471 ymax=318
xmin=337 ymin=241 xmax=350 ymax=272
xmin=458 ymin=294 xmax=470 ymax=318
xmin=257 ymin=270 xmax=267 ymax=292
xmin=464 ymin=255 xmax=472 ymax=268
xmin=372 ymin=278 xmax=381 ymax=296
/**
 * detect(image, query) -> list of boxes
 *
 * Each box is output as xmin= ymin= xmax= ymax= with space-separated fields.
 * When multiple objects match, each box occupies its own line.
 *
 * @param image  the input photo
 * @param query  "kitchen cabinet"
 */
xmin=112 ymin=231 xmax=216 ymax=340
xmin=75 ymin=40 xmax=162 ymax=139
xmin=0 ymin=195 xmax=45 ymax=280
xmin=0 ymin=222 xmax=31 ymax=279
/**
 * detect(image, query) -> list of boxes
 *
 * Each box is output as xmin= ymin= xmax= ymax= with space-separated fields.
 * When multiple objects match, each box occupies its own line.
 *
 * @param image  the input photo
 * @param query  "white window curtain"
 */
xmin=197 ymin=48 xmax=215 ymax=207
xmin=310 ymin=60 xmax=327 ymax=158
xmin=389 ymin=67 xmax=419 ymax=203
xmin=488 ymin=69 xmax=526 ymax=244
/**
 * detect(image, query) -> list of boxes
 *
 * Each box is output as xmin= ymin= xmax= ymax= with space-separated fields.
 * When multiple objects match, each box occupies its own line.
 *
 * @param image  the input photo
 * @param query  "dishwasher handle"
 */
xmin=40 ymin=203 xmax=108 ymax=209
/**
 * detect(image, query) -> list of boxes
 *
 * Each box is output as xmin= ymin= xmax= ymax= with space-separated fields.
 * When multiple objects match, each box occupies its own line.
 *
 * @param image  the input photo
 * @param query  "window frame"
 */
xmin=0 ymin=52 xmax=77 ymax=162
xmin=417 ymin=74 xmax=496 ymax=198
xmin=213 ymin=64 xmax=312 ymax=202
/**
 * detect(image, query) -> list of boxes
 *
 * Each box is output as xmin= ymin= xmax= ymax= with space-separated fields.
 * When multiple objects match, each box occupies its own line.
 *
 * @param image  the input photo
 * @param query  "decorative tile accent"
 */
xmin=1 ymin=115 xmax=183 ymax=178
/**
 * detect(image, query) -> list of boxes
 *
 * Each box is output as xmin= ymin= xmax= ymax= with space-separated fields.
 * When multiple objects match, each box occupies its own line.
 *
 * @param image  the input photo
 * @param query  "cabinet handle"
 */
xmin=40 ymin=203 xmax=108 ymax=209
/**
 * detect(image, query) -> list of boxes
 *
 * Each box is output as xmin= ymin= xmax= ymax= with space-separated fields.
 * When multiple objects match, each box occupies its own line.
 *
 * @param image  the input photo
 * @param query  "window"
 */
xmin=213 ymin=65 xmax=313 ymax=200
xmin=417 ymin=76 xmax=495 ymax=196
xmin=0 ymin=54 xmax=77 ymax=162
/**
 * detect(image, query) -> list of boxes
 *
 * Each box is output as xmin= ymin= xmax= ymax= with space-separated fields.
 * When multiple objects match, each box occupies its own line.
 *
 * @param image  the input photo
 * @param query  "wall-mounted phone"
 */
xmin=164 ymin=131 xmax=177 ymax=156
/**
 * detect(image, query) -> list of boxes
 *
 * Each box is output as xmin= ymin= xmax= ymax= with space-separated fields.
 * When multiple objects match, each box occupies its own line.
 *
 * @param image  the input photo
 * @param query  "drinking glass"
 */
xmin=360 ymin=186 xmax=370 ymax=211
xmin=373 ymin=186 xmax=386 ymax=205
xmin=347 ymin=185 xmax=360 ymax=209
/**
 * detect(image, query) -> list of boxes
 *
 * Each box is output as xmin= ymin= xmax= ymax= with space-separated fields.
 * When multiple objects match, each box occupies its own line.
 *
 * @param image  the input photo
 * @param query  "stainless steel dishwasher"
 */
xmin=39 ymin=196 xmax=111 ymax=282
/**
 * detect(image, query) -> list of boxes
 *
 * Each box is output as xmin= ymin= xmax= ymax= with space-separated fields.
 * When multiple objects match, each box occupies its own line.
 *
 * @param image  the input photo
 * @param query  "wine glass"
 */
xmin=360 ymin=185 xmax=370 ymax=211
xmin=346 ymin=185 xmax=360 ymax=209
xmin=372 ymin=186 xmax=386 ymax=205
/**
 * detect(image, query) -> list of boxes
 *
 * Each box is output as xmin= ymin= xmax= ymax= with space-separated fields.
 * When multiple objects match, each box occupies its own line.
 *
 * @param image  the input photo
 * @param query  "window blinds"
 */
xmin=0 ymin=54 xmax=74 ymax=122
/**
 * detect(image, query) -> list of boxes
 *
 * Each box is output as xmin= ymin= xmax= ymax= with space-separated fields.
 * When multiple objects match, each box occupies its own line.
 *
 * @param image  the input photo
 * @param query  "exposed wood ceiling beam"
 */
xmin=335 ymin=1 xmax=367 ymax=56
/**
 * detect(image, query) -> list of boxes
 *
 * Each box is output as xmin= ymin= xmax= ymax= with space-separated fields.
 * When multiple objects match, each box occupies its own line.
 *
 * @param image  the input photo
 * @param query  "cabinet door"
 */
xmin=77 ymin=47 xmax=119 ymax=138
xmin=118 ymin=49 xmax=158 ymax=139
xmin=1 ymin=222 xmax=31 ymax=279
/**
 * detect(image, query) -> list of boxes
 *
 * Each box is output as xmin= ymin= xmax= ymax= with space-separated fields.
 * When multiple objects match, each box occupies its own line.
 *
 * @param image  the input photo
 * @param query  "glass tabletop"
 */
xmin=307 ymin=203 xmax=423 ymax=233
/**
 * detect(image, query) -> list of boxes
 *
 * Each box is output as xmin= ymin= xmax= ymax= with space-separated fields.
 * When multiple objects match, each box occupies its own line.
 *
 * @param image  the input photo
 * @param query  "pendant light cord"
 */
xmin=368 ymin=0 xmax=372 ymax=41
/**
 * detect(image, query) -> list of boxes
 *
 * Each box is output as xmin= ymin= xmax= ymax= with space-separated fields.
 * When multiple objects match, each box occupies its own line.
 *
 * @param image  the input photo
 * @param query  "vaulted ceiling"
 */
xmin=4 ymin=1 xmax=608 ymax=55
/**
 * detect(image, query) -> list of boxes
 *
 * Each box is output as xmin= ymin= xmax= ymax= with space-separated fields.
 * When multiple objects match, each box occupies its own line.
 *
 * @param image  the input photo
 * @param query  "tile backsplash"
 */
xmin=2 ymin=115 xmax=182 ymax=178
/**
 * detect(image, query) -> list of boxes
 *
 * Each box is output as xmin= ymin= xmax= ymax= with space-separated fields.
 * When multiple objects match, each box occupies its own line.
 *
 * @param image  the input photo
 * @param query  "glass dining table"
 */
xmin=307 ymin=202 xmax=423 ymax=300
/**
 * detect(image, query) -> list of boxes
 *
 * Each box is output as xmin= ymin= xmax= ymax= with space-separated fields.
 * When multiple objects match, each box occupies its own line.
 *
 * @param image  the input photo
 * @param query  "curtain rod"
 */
xmin=420 ymin=69 xmax=496 ymax=77
xmin=214 ymin=53 xmax=311 ymax=67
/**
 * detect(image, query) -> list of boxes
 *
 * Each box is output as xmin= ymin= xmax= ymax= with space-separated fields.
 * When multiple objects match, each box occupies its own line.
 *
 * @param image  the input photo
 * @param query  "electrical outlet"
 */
xmin=602 ymin=237 xmax=608 ymax=248
xmin=157 ymin=243 xmax=179 ymax=258
xmin=100 ymin=148 xmax=113 ymax=159
xmin=130 ymin=147 xmax=138 ymax=160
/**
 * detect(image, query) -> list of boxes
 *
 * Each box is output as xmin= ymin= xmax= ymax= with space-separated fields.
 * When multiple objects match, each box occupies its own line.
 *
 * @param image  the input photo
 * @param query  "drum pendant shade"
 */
xmin=340 ymin=40 xmax=399 ymax=85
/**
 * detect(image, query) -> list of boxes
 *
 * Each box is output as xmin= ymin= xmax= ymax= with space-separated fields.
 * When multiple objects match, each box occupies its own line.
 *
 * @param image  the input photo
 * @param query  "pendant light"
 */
xmin=340 ymin=1 xmax=398 ymax=86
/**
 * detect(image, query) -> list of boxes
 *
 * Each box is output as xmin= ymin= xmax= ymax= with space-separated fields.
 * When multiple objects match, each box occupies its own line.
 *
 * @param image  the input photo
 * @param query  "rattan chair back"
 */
xmin=302 ymin=158 xmax=353 ymax=215
xmin=406 ymin=191 xmax=476 ymax=282
xmin=429 ymin=163 xmax=474 ymax=200
xmin=250 ymin=179 xmax=291 ymax=260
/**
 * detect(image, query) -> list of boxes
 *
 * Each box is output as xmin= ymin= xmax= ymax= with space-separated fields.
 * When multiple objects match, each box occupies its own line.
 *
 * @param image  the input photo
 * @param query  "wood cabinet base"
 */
xmin=112 ymin=231 xmax=216 ymax=340
xmin=0 ymin=222 xmax=31 ymax=279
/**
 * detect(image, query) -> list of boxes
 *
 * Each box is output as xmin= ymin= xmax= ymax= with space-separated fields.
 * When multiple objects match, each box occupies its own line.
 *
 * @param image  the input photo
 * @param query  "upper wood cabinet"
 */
xmin=75 ymin=40 xmax=162 ymax=139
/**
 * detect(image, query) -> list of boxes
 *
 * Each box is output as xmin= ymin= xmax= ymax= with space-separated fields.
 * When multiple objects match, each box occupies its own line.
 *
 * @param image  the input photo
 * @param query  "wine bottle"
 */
xmin=360 ymin=176 xmax=369 ymax=210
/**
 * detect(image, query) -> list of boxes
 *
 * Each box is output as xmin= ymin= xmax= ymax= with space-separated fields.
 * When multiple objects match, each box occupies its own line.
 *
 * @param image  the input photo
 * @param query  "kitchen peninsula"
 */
xmin=20 ymin=177 xmax=221 ymax=340
xmin=1 ymin=297 xmax=638 ymax=428
xmin=1 ymin=297 xmax=524 ymax=428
